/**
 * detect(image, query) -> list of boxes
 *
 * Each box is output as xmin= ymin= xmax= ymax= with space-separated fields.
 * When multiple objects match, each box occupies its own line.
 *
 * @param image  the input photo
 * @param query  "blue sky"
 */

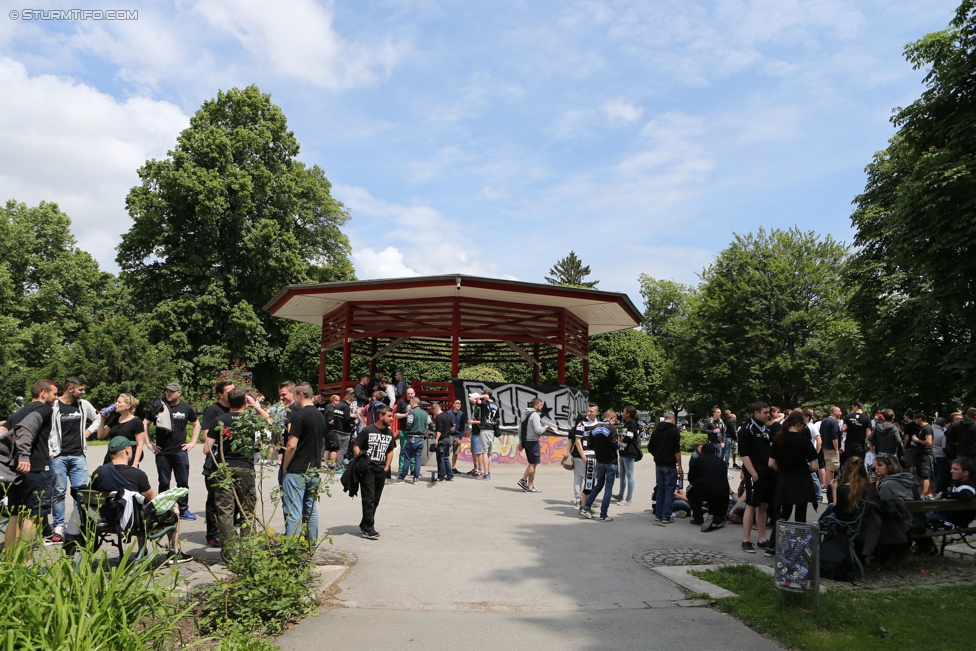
xmin=0 ymin=0 xmax=961 ymax=302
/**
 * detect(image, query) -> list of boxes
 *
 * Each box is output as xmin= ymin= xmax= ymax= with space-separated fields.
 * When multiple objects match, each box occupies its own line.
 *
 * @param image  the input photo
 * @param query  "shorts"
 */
xmin=524 ymin=440 xmax=541 ymax=465
xmin=4 ymin=470 xmax=51 ymax=518
xmin=471 ymin=433 xmax=484 ymax=455
xmin=743 ymin=473 xmax=775 ymax=507
xmin=451 ymin=436 xmax=460 ymax=454
xmin=480 ymin=429 xmax=494 ymax=455
xmin=324 ymin=430 xmax=341 ymax=452
xmin=916 ymin=452 xmax=935 ymax=479
xmin=823 ymin=449 xmax=841 ymax=473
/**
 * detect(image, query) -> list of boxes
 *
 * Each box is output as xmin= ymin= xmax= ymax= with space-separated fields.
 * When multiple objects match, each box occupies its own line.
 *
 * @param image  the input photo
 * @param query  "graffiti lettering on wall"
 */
xmin=451 ymin=380 xmax=588 ymax=435
xmin=455 ymin=435 xmax=568 ymax=465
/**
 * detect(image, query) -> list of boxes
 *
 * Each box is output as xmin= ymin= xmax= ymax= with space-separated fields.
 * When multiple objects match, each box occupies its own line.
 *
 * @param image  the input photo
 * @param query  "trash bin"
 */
xmin=774 ymin=520 xmax=820 ymax=603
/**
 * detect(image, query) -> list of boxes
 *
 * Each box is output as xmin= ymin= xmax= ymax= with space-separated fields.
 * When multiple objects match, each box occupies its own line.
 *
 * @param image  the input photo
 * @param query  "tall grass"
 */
xmin=0 ymin=542 xmax=192 ymax=650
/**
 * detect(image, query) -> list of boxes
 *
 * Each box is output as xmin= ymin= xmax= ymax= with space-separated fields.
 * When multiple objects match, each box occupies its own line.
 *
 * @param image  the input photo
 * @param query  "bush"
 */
xmin=0 ymin=544 xmax=189 ymax=650
xmin=680 ymin=432 xmax=708 ymax=452
xmin=203 ymin=533 xmax=318 ymax=636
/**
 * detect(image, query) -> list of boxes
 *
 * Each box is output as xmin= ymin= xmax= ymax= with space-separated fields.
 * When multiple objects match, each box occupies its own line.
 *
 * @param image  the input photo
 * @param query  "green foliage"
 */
xmin=0 ymin=543 xmax=189 ymax=650
xmin=680 ymin=432 xmax=708 ymax=452
xmin=848 ymin=1 xmax=976 ymax=413
xmin=457 ymin=365 xmax=505 ymax=383
xmin=44 ymin=315 xmax=179 ymax=410
xmin=582 ymin=329 xmax=666 ymax=411
xmin=545 ymin=250 xmax=599 ymax=288
xmin=280 ymin=323 xmax=322 ymax=387
xmin=638 ymin=275 xmax=693 ymax=343
xmin=214 ymin=622 xmax=279 ymax=651
xmin=698 ymin=563 xmax=976 ymax=650
xmin=117 ymin=85 xmax=354 ymax=396
xmin=671 ymin=228 xmax=856 ymax=415
xmin=203 ymin=528 xmax=318 ymax=636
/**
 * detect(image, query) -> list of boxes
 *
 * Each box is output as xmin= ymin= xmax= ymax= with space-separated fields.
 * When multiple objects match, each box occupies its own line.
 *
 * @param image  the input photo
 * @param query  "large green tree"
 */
xmin=672 ymin=228 xmax=857 ymax=415
xmin=0 ymin=200 xmax=114 ymax=411
xmin=545 ymin=251 xmax=599 ymax=288
xmin=848 ymin=1 xmax=976 ymax=412
xmin=117 ymin=85 xmax=355 ymax=393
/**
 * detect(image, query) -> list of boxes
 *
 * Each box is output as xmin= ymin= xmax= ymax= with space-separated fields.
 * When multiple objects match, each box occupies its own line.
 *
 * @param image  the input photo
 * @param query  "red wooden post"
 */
xmin=318 ymin=314 xmax=328 ymax=389
xmin=341 ymin=303 xmax=352 ymax=384
xmin=369 ymin=338 xmax=377 ymax=377
xmin=557 ymin=309 xmax=567 ymax=385
xmin=451 ymin=297 xmax=461 ymax=377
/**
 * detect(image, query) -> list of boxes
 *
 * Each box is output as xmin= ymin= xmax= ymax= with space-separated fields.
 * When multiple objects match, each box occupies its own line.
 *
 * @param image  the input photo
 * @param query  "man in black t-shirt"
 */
xmin=200 ymin=380 xmax=234 ymax=548
xmin=432 ymin=403 xmax=454 ymax=481
xmin=841 ymin=400 xmax=872 ymax=465
xmin=1 ymin=379 xmax=58 ymax=551
xmin=353 ymin=405 xmax=397 ymax=539
xmin=145 ymin=382 xmax=200 ymax=520
xmin=580 ymin=420 xmax=618 ymax=521
xmin=911 ymin=412 xmax=936 ymax=497
xmin=91 ymin=436 xmax=190 ymax=563
xmin=49 ymin=375 xmax=101 ymax=544
xmin=737 ymin=401 xmax=774 ymax=554
xmin=282 ymin=383 xmax=326 ymax=542
xmin=206 ymin=387 xmax=268 ymax=560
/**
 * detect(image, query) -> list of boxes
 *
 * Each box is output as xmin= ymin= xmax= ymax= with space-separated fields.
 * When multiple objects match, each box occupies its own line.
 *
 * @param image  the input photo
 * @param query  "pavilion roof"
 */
xmin=265 ymin=274 xmax=642 ymax=336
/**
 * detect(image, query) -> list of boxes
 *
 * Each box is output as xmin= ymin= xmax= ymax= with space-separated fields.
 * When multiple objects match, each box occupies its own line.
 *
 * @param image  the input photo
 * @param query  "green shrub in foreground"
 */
xmin=0 ymin=543 xmax=190 ymax=651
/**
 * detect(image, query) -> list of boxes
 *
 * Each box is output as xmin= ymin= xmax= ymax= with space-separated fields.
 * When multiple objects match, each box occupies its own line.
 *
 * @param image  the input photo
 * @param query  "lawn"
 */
xmin=696 ymin=564 xmax=976 ymax=650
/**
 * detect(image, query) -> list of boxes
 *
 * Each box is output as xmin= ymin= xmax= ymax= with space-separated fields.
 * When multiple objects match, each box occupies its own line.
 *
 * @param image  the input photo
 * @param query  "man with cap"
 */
xmin=91 ymin=436 xmax=191 ymax=563
xmin=145 ymin=382 xmax=200 ymax=520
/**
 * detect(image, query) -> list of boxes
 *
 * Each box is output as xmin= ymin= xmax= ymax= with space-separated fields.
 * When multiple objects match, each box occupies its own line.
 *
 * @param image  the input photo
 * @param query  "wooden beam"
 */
xmin=370 ymin=336 xmax=408 ymax=362
xmin=504 ymin=341 xmax=540 ymax=367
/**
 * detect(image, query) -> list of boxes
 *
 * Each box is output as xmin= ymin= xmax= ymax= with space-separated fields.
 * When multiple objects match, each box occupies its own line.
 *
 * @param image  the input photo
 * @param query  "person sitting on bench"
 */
xmin=91 ymin=436 xmax=191 ymax=564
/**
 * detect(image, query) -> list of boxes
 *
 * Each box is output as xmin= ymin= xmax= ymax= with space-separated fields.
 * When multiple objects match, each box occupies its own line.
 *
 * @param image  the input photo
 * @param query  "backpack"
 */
xmin=819 ymin=531 xmax=854 ymax=580
xmin=519 ymin=412 xmax=531 ymax=446
xmin=482 ymin=401 xmax=499 ymax=429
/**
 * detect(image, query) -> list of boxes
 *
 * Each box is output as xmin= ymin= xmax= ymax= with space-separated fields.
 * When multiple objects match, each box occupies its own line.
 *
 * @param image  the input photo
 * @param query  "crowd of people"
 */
xmin=4 ymin=372 xmax=975 ymax=575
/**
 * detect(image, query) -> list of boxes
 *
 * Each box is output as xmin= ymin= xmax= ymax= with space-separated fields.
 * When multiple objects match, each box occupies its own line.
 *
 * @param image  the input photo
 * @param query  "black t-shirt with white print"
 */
xmin=58 ymin=400 xmax=84 ymax=456
xmin=355 ymin=424 xmax=397 ymax=471
xmin=150 ymin=399 xmax=198 ymax=455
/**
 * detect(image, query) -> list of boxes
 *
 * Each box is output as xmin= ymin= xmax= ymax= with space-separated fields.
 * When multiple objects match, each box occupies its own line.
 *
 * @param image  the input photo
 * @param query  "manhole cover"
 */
xmin=634 ymin=548 xmax=738 ymax=568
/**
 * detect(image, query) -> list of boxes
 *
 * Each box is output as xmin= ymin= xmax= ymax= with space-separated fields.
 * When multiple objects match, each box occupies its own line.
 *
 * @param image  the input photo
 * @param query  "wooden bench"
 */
xmin=904 ymin=499 xmax=976 ymax=556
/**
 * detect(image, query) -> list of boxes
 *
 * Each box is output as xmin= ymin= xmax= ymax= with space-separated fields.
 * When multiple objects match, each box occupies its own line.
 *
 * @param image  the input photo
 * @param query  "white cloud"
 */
xmin=0 ymin=57 xmax=189 ymax=272
xmin=352 ymin=245 xmax=420 ymax=279
xmin=553 ymin=99 xmax=645 ymax=138
xmin=603 ymin=99 xmax=644 ymax=124
xmin=336 ymin=185 xmax=497 ymax=279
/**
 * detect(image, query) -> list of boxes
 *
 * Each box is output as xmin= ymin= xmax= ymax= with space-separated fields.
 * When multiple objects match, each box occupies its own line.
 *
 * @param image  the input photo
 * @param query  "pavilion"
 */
xmin=264 ymin=274 xmax=642 ymax=395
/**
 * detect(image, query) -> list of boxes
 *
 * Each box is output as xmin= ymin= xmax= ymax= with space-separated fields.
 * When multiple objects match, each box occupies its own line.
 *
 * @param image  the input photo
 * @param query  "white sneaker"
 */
xmin=621 ymin=499 xmax=632 ymax=506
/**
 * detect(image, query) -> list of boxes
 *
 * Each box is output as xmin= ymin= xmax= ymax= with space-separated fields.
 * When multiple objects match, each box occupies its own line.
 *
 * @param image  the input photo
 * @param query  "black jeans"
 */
xmin=204 ymin=474 xmax=219 ymax=540
xmin=687 ymin=485 xmax=728 ymax=523
xmin=155 ymin=451 xmax=190 ymax=513
xmin=436 ymin=439 xmax=453 ymax=478
xmin=359 ymin=466 xmax=386 ymax=532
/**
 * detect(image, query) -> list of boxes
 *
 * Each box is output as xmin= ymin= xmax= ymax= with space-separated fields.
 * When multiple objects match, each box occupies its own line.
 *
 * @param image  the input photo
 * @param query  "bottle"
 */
xmin=101 ymin=404 xmax=117 ymax=417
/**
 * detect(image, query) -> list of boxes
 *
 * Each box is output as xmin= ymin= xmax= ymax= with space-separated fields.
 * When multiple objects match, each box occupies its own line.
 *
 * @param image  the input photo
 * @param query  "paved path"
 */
xmin=264 ymin=456 xmax=783 ymax=650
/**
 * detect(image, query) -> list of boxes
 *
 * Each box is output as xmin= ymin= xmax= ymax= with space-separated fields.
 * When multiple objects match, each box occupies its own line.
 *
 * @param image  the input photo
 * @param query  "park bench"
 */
xmin=68 ymin=487 xmax=177 ymax=561
xmin=905 ymin=499 xmax=976 ymax=556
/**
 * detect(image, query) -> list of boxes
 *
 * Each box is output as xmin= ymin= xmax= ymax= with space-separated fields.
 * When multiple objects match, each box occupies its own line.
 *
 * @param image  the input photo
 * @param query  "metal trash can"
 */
xmin=774 ymin=520 xmax=820 ymax=603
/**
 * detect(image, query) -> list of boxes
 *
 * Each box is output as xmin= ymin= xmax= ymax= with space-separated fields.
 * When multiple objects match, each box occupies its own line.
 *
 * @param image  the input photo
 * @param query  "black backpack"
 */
xmin=819 ymin=531 xmax=854 ymax=580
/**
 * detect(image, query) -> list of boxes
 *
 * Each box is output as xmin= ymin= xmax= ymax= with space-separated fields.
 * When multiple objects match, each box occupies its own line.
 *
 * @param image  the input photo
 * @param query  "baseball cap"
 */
xmin=165 ymin=382 xmax=182 ymax=392
xmin=107 ymin=436 xmax=137 ymax=454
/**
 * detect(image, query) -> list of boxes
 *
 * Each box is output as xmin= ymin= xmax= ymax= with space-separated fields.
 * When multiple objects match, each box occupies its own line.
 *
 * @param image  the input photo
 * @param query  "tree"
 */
xmin=672 ymin=228 xmax=857 ymax=415
xmin=638 ymin=275 xmax=694 ymax=344
xmin=545 ymin=251 xmax=599 ymax=288
xmin=848 ymin=1 xmax=976 ymax=412
xmin=0 ymin=200 xmax=114 ymax=411
xmin=117 ymin=85 xmax=355 ymax=394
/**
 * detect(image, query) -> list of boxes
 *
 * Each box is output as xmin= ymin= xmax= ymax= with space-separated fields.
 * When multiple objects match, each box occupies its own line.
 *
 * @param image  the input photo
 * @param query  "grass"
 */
xmin=696 ymin=564 xmax=976 ymax=650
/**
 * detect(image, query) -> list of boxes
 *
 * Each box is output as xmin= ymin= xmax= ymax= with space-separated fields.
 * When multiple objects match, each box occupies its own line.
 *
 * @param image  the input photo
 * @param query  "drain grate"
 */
xmin=634 ymin=548 xmax=738 ymax=568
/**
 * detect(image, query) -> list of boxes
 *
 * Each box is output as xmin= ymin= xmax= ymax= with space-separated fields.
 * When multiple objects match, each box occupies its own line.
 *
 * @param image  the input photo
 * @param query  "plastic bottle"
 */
xmin=101 ymin=404 xmax=117 ymax=417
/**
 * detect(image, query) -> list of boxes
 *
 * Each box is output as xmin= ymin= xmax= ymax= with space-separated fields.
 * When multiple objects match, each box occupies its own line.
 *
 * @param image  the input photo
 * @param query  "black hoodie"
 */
xmin=648 ymin=421 xmax=681 ymax=466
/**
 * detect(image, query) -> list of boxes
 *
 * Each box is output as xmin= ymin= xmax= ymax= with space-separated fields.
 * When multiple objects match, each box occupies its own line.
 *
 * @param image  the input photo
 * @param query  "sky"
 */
xmin=0 ymin=0 xmax=962 ymax=304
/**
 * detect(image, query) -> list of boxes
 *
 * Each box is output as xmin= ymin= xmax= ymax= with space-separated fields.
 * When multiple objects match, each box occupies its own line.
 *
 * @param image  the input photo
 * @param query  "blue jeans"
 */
xmin=722 ymin=438 xmax=733 ymax=464
xmin=584 ymin=462 xmax=617 ymax=518
xmin=50 ymin=455 xmax=88 ymax=528
xmin=617 ymin=456 xmax=635 ymax=501
xmin=282 ymin=472 xmax=320 ymax=541
xmin=399 ymin=437 xmax=424 ymax=479
xmin=155 ymin=451 xmax=191 ymax=513
xmin=436 ymin=439 xmax=453 ymax=479
xmin=654 ymin=465 xmax=677 ymax=520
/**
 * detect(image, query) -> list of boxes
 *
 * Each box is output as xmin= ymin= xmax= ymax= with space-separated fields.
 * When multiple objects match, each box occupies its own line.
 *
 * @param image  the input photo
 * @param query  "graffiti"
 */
xmin=455 ymin=435 xmax=569 ymax=465
xmin=452 ymin=380 xmax=588 ymax=435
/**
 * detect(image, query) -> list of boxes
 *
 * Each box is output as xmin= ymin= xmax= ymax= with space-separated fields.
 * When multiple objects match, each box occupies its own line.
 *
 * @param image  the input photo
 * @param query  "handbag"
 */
xmin=634 ymin=445 xmax=644 ymax=462
xmin=561 ymin=451 xmax=575 ymax=470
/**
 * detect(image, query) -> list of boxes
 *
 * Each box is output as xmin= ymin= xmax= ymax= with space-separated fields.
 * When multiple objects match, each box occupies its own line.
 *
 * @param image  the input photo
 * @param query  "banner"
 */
xmin=451 ymin=380 xmax=588 ymax=436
